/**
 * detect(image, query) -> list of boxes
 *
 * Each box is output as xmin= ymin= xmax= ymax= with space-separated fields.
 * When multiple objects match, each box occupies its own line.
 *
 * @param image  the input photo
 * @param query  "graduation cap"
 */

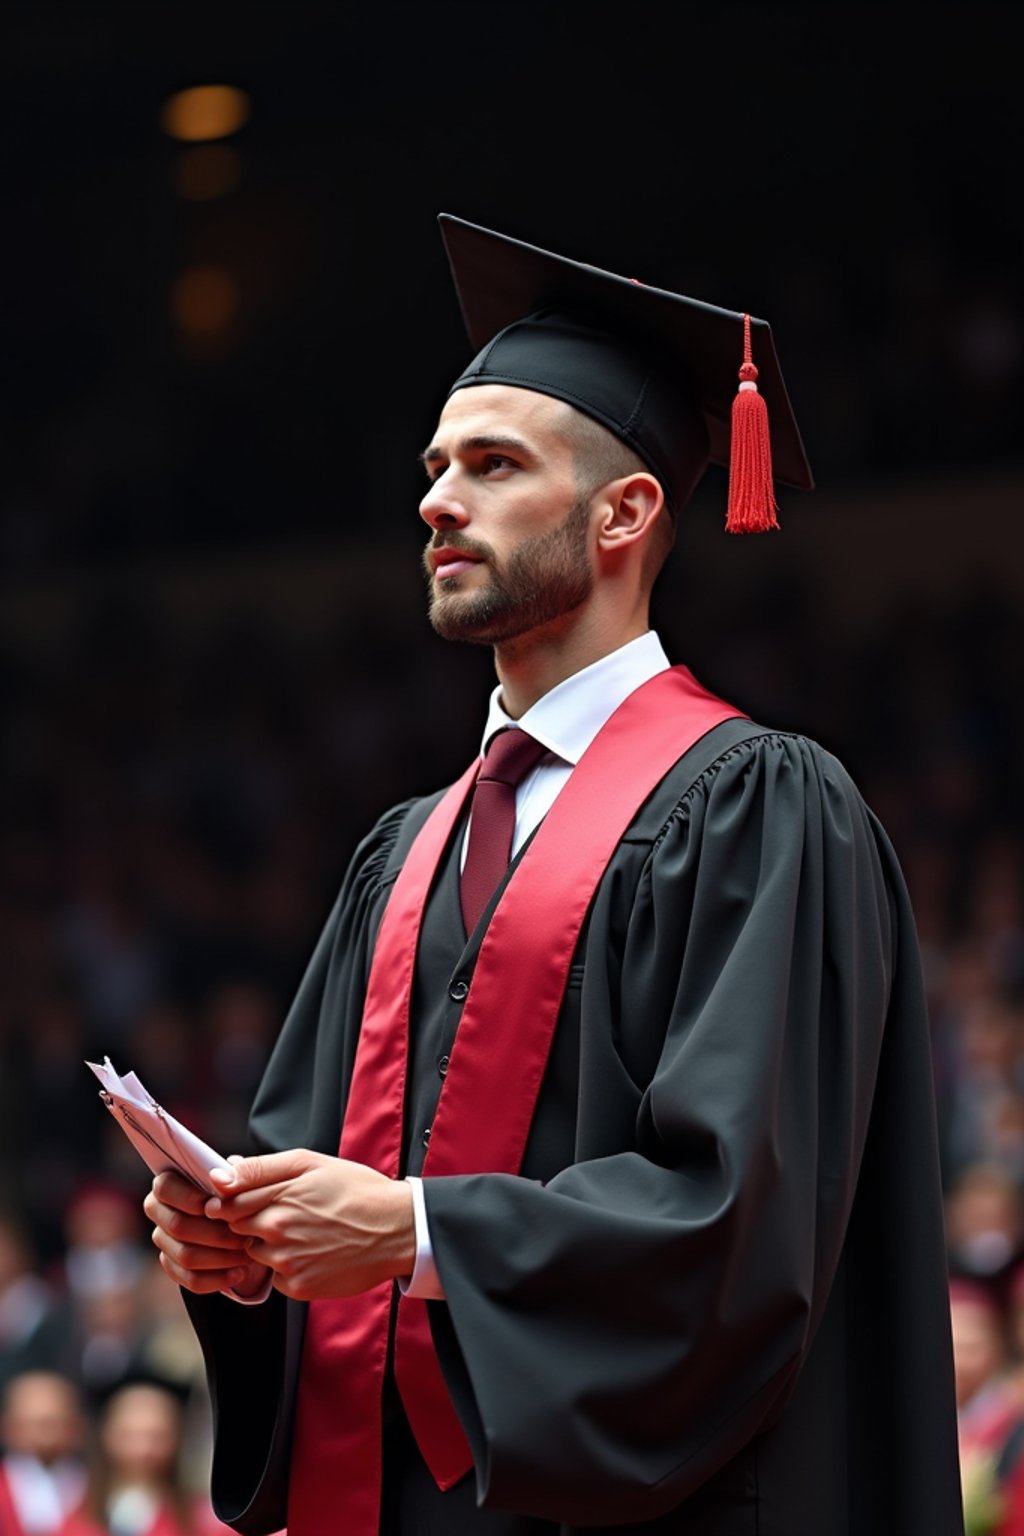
xmin=439 ymin=213 xmax=813 ymax=532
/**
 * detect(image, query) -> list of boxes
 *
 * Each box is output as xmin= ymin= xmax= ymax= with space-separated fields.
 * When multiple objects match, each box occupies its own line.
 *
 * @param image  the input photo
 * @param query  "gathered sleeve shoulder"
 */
xmin=423 ymin=731 xmax=907 ymax=1525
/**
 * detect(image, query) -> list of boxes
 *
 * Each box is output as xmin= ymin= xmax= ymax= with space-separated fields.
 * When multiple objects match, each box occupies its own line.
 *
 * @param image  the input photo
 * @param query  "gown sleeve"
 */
xmin=421 ymin=733 xmax=905 ymax=1526
xmin=183 ymin=796 xmax=419 ymax=1536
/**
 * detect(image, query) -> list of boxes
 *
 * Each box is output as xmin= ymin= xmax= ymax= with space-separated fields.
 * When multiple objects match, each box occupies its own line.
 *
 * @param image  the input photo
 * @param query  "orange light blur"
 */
xmin=161 ymin=85 xmax=251 ymax=143
xmin=171 ymin=266 xmax=240 ymax=335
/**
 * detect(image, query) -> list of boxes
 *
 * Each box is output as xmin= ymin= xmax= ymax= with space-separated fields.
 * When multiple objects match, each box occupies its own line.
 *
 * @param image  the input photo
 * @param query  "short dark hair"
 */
xmin=563 ymin=407 xmax=675 ymax=588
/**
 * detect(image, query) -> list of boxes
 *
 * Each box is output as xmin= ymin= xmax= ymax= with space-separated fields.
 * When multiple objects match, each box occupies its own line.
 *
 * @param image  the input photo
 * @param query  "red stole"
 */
xmin=58 ymin=1500 xmax=232 ymax=1536
xmin=0 ymin=1467 xmax=24 ymax=1536
xmin=0 ymin=1465 xmax=91 ymax=1536
xmin=287 ymin=665 xmax=745 ymax=1536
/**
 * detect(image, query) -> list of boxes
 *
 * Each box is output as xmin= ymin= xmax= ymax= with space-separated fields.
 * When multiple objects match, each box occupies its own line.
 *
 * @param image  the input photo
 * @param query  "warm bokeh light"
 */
xmin=160 ymin=84 xmax=251 ymax=143
xmin=175 ymin=144 xmax=243 ymax=201
xmin=171 ymin=265 xmax=240 ymax=335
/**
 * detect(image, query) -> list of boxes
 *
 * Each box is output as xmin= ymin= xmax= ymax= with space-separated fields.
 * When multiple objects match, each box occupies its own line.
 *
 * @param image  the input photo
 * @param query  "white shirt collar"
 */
xmin=5 ymin=1455 xmax=86 ymax=1527
xmin=479 ymin=631 xmax=671 ymax=767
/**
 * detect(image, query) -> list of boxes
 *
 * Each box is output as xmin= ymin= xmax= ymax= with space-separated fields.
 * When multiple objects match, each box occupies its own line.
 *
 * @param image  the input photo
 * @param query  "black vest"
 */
xmin=400 ymin=819 xmax=583 ymax=1183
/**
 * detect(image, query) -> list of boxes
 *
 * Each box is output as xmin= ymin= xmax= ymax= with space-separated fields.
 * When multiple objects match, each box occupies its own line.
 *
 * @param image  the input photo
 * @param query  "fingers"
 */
xmin=204 ymin=1182 xmax=292 ymax=1223
xmin=215 ymin=1205 xmax=291 ymax=1249
xmin=227 ymin=1261 xmax=273 ymax=1299
xmin=225 ymin=1215 xmax=300 ymax=1272
xmin=241 ymin=1234 xmax=271 ymax=1269
xmin=145 ymin=1180 xmax=249 ymax=1298
xmin=146 ymin=1155 xmax=329 ymax=1298
xmin=145 ymin=1176 xmax=273 ymax=1297
xmin=204 ymin=1149 xmax=329 ymax=1225
xmin=156 ymin=1249 xmax=259 ymax=1295
xmin=148 ymin=1170 xmax=209 ymax=1217
xmin=208 ymin=1149 xmax=319 ymax=1194
xmin=151 ymin=1215 xmax=250 ymax=1270
xmin=146 ymin=1192 xmax=249 ymax=1250
xmin=151 ymin=1218 xmax=267 ymax=1297
xmin=156 ymin=1247 xmax=268 ymax=1296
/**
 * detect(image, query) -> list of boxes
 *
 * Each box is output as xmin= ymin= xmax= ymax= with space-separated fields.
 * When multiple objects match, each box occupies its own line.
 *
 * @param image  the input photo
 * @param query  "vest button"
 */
xmin=437 ymin=1055 xmax=450 ymax=1078
xmin=449 ymin=979 xmax=469 ymax=1002
xmin=421 ymin=1127 xmax=432 ymax=1148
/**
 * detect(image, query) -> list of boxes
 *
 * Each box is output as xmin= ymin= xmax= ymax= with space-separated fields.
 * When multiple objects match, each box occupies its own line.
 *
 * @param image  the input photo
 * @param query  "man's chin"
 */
xmin=428 ymin=595 xmax=521 ymax=646
xmin=428 ymin=609 xmax=505 ymax=645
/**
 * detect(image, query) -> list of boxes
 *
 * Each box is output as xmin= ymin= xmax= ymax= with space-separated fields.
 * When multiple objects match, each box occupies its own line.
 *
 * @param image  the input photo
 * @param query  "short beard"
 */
xmin=424 ymin=494 xmax=593 ymax=645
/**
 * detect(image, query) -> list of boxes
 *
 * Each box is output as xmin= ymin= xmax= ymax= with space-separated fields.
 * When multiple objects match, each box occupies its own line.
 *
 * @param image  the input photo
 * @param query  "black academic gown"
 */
xmin=184 ymin=719 xmax=964 ymax=1536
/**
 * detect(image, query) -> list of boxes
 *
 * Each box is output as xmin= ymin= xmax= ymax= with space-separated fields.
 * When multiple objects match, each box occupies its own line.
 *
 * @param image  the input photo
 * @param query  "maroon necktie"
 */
xmin=460 ymin=727 xmax=547 ymax=935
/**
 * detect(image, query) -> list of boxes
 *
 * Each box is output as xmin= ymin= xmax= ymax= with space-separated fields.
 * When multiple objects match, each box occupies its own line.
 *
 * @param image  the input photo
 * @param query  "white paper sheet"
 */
xmin=86 ymin=1056 xmax=232 ymax=1195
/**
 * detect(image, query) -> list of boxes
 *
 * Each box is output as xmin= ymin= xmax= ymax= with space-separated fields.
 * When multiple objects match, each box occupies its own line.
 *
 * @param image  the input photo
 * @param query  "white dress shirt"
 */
xmin=3 ymin=1455 xmax=87 ymax=1533
xmin=404 ymin=631 xmax=671 ymax=1298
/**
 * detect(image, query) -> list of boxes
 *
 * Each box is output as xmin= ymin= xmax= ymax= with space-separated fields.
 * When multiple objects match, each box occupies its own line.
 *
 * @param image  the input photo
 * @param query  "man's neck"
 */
xmin=493 ymin=612 xmax=650 ymax=718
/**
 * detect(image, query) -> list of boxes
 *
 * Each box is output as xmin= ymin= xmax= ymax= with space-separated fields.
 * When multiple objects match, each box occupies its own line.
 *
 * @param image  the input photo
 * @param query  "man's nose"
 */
xmin=419 ymin=475 xmax=470 ymax=532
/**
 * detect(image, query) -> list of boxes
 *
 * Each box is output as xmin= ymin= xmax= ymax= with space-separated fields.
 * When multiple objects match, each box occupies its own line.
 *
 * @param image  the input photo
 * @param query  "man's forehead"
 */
xmin=428 ymin=384 xmax=576 ymax=446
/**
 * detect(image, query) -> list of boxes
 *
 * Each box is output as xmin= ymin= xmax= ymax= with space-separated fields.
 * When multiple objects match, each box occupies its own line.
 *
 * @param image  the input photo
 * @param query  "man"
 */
xmin=0 ymin=1371 xmax=87 ymax=1535
xmin=144 ymin=216 xmax=964 ymax=1534
xmin=0 ymin=1216 xmax=71 ymax=1395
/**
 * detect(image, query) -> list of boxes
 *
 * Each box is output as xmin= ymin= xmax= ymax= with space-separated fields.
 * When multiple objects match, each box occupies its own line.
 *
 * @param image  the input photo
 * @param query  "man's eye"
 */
xmin=484 ymin=455 xmax=514 ymax=472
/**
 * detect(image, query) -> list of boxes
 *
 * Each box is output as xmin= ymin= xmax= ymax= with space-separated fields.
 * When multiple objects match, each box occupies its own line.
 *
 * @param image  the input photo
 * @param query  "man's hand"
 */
xmin=203 ymin=1150 xmax=416 ymax=1302
xmin=144 ymin=1170 xmax=271 ymax=1297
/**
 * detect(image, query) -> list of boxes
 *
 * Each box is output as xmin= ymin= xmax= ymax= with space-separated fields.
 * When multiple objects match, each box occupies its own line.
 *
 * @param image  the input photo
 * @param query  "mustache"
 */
xmin=423 ymin=531 xmax=495 ymax=568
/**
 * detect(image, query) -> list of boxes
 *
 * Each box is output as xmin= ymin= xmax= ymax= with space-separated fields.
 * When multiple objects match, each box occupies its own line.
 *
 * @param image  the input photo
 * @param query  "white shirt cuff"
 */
xmin=398 ymin=1177 xmax=446 ymax=1300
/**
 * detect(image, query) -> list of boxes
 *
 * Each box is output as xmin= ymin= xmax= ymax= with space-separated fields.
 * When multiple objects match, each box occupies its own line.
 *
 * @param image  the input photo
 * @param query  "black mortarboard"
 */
xmin=439 ymin=214 xmax=813 ymax=530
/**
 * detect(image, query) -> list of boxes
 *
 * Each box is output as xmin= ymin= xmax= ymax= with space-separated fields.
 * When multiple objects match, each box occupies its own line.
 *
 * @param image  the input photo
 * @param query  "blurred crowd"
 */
xmin=0 ymin=4 xmax=1020 ymax=1531
xmin=0 ymin=551 xmax=1022 ymax=1533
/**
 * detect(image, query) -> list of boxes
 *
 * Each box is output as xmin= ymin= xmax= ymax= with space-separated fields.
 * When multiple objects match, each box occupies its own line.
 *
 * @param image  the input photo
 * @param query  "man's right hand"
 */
xmin=144 ymin=1170 xmax=271 ymax=1297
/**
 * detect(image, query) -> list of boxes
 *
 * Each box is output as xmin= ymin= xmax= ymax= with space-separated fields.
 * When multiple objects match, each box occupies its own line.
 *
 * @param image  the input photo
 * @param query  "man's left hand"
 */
xmin=203 ymin=1150 xmax=416 ymax=1301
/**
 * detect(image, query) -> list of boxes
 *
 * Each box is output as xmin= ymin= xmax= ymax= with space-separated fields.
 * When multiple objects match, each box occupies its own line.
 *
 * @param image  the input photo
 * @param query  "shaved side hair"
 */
xmin=562 ymin=407 xmax=676 ymax=588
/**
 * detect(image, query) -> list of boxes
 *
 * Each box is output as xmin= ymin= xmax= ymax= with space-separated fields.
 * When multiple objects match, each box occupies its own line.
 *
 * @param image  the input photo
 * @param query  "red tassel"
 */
xmin=726 ymin=314 xmax=779 ymax=534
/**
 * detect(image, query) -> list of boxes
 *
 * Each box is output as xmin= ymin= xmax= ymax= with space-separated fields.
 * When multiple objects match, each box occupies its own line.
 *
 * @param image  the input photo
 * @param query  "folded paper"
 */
xmin=86 ymin=1056 xmax=231 ymax=1194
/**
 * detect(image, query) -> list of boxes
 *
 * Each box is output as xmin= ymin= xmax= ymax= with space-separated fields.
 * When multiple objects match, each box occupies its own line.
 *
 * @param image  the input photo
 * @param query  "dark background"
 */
xmin=0 ymin=0 xmax=1022 ymax=1323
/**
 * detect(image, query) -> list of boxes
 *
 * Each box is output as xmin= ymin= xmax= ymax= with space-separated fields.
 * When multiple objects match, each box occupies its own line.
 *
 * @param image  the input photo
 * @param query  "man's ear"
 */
xmin=594 ymin=473 xmax=665 ymax=554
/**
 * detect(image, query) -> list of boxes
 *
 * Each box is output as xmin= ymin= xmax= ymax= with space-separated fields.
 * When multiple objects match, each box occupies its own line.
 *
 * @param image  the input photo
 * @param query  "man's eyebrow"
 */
xmin=419 ymin=433 xmax=534 ymax=465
